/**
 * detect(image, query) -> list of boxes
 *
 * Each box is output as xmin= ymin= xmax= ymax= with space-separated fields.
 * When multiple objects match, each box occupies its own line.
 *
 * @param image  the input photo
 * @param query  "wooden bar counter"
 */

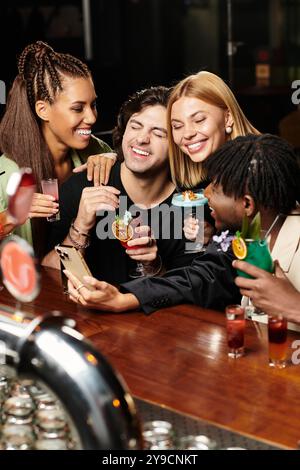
xmin=1 ymin=267 xmax=300 ymax=449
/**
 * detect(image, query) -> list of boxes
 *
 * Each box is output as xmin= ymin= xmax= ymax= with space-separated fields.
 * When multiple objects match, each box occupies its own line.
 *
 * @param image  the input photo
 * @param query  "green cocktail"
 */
xmin=233 ymin=212 xmax=274 ymax=279
xmin=237 ymin=238 xmax=274 ymax=279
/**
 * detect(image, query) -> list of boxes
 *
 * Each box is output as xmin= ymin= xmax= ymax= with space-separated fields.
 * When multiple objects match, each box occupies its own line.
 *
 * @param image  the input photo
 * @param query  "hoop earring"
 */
xmin=225 ymin=126 xmax=233 ymax=135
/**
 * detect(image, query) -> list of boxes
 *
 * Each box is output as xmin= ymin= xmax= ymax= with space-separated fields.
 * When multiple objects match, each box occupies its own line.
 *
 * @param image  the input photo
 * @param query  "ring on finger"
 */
xmin=76 ymin=283 xmax=85 ymax=292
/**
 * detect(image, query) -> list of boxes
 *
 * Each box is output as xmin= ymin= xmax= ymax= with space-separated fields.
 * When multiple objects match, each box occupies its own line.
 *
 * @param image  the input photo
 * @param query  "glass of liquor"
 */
xmin=41 ymin=178 xmax=60 ymax=222
xmin=268 ymin=315 xmax=288 ymax=369
xmin=172 ymin=189 xmax=208 ymax=253
xmin=225 ymin=305 xmax=245 ymax=358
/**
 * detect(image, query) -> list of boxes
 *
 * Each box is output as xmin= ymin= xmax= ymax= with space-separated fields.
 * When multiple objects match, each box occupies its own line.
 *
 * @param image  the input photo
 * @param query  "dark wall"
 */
xmin=0 ymin=0 xmax=186 ymax=131
xmin=0 ymin=0 xmax=298 ymax=136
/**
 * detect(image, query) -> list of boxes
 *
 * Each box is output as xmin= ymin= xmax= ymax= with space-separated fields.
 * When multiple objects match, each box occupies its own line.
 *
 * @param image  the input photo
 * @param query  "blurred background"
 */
xmin=1 ymin=0 xmax=300 ymax=148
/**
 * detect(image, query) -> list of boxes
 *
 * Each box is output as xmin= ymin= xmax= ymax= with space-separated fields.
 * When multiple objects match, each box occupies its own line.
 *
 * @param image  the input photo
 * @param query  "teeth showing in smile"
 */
xmin=77 ymin=129 xmax=91 ymax=135
xmin=132 ymin=147 xmax=149 ymax=156
xmin=187 ymin=142 xmax=203 ymax=150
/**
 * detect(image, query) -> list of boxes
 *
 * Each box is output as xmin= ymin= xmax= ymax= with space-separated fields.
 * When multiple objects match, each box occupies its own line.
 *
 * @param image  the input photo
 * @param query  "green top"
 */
xmin=0 ymin=135 xmax=111 ymax=246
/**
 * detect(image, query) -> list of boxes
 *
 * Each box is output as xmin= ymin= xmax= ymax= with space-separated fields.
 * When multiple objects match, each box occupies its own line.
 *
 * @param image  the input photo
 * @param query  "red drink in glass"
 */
xmin=226 ymin=305 xmax=245 ymax=358
xmin=120 ymin=240 xmax=138 ymax=250
xmin=268 ymin=315 xmax=288 ymax=368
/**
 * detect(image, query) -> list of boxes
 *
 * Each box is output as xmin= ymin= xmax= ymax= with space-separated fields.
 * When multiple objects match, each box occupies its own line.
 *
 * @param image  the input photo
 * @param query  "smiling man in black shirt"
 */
xmin=43 ymin=87 xmax=189 ymax=284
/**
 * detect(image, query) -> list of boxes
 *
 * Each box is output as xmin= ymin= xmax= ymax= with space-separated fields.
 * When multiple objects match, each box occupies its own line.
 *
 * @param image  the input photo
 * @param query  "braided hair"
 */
xmin=204 ymin=134 xmax=300 ymax=214
xmin=113 ymin=86 xmax=170 ymax=160
xmin=0 ymin=41 xmax=91 ymax=190
xmin=17 ymin=41 xmax=90 ymax=109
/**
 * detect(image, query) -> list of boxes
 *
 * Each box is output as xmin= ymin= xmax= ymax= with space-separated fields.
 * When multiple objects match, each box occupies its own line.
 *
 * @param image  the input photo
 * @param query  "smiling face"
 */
xmin=171 ymin=96 xmax=232 ymax=163
xmin=41 ymin=76 xmax=97 ymax=152
xmin=122 ymin=104 xmax=169 ymax=175
xmin=204 ymin=182 xmax=246 ymax=231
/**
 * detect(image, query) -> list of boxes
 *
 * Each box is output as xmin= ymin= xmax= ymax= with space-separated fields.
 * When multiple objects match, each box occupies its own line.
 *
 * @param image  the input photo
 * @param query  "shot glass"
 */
xmin=226 ymin=305 xmax=245 ymax=358
xmin=41 ymin=178 xmax=60 ymax=222
xmin=268 ymin=315 xmax=288 ymax=369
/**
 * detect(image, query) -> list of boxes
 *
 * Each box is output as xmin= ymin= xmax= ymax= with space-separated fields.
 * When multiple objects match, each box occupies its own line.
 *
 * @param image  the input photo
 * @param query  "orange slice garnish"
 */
xmin=232 ymin=237 xmax=247 ymax=259
xmin=182 ymin=190 xmax=198 ymax=201
xmin=112 ymin=220 xmax=134 ymax=243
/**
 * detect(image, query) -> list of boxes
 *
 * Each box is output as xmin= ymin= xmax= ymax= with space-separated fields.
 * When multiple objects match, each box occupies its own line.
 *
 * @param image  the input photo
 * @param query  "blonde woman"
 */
xmin=167 ymin=71 xmax=260 ymax=190
xmin=167 ymin=71 xmax=260 ymax=242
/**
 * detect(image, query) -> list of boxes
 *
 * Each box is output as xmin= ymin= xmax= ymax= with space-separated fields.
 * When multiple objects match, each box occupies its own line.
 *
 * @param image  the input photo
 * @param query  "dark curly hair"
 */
xmin=204 ymin=133 xmax=300 ymax=214
xmin=113 ymin=86 xmax=170 ymax=160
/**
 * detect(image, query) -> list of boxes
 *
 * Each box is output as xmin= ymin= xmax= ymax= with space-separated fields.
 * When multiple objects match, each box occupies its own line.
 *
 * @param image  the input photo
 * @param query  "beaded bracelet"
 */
xmin=68 ymin=227 xmax=90 ymax=250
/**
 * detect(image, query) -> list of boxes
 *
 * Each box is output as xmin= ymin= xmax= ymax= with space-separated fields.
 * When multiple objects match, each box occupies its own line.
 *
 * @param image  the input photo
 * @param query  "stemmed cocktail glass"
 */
xmin=112 ymin=212 xmax=148 ymax=279
xmin=171 ymin=189 xmax=208 ymax=253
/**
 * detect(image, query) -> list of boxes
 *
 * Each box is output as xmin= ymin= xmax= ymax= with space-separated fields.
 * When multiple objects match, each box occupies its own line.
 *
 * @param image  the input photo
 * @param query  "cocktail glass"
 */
xmin=268 ymin=315 xmax=288 ymax=369
xmin=236 ymin=237 xmax=273 ymax=279
xmin=235 ymin=232 xmax=274 ymax=316
xmin=226 ymin=304 xmax=245 ymax=358
xmin=41 ymin=179 xmax=60 ymax=222
xmin=113 ymin=215 xmax=147 ymax=278
xmin=122 ymin=227 xmax=146 ymax=279
xmin=171 ymin=189 xmax=208 ymax=253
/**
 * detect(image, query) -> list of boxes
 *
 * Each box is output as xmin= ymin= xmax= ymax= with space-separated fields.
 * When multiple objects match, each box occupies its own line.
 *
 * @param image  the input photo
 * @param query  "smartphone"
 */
xmin=55 ymin=245 xmax=96 ymax=291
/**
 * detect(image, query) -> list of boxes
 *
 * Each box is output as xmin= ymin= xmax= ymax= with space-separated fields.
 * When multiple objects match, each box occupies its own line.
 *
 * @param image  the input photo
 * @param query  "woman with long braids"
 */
xmin=0 ymin=41 xmax=115 ymax=256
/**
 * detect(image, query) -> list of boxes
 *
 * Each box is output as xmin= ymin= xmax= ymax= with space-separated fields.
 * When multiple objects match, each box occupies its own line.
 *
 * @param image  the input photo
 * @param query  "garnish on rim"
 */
xmin=182 ymin=190 xmax=198 ymax=201
xmin=231 ymin=212 xmax=262 ymax=259
xmin=112 ymin=212 xmax=134 ymax=243
xmin=232 ymin=235 xmax=247 ymax=259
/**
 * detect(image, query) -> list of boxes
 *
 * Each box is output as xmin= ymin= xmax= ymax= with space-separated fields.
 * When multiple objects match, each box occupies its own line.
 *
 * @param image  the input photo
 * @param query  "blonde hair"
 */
xmin=167 ymin=71 xmax=260 ymax=188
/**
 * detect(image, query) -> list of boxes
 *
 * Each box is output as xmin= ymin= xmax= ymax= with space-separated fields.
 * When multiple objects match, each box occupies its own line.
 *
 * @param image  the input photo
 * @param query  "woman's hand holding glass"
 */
xmin=28 ymin=193 xmax=59 ymax=219
xmin=183 ymin=217 xmax=214 ymax=245
xmin=73 ymin=153 xmax=117 ymax=186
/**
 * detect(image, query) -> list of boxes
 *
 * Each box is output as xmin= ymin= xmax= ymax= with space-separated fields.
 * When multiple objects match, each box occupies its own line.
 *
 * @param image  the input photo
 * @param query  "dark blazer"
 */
xmin=121 ymin=239 xmax=241 ymax=314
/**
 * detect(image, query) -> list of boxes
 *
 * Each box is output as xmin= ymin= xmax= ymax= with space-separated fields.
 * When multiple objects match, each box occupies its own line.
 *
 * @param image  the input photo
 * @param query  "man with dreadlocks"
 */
xmin=64 ymin=133 xmax=300 ymax=314
xmin=0 ymin=41 xmax=114 ymax=257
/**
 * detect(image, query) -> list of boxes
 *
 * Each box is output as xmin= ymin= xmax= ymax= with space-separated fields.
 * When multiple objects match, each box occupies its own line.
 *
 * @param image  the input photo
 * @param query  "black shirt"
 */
xmin=47 ymin=162 xmax=190 ymax=285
